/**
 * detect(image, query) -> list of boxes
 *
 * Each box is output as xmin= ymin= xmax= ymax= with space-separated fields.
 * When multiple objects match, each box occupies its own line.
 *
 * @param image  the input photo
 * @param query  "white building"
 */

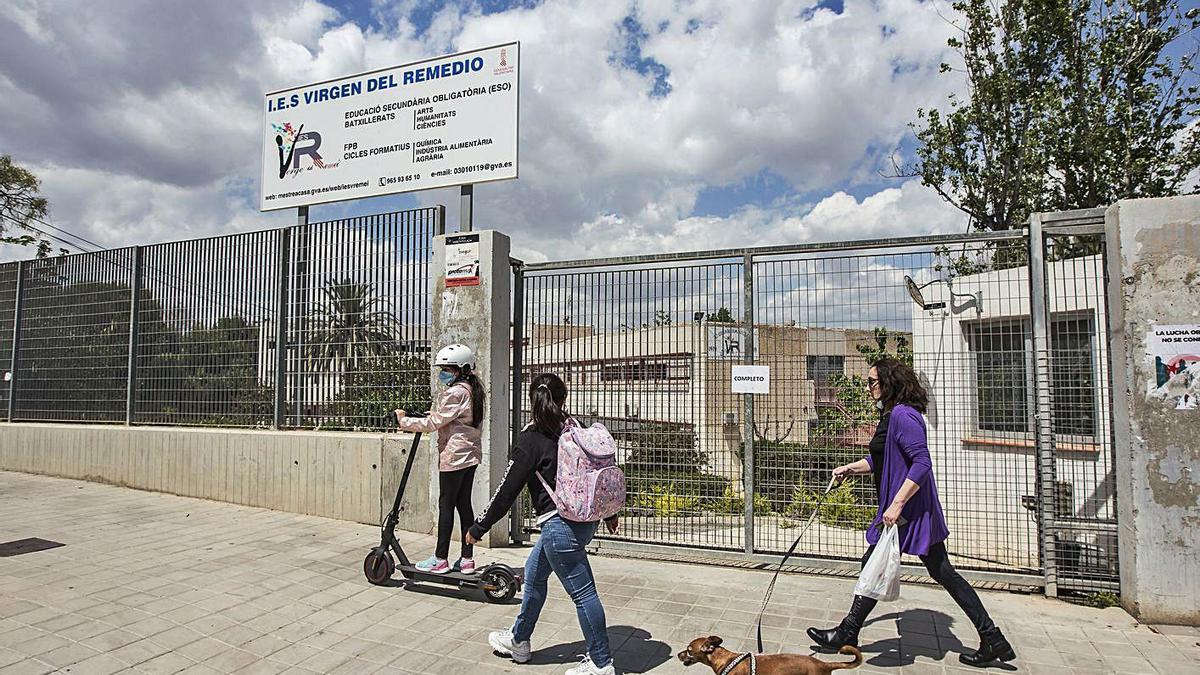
xmin=910 ymin=254 xmax=1114 ymax=575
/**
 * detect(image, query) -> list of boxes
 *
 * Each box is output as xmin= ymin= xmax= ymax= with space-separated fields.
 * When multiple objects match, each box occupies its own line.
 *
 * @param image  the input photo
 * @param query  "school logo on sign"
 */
xmin=271 ymin=122 xmax=337 ymax=178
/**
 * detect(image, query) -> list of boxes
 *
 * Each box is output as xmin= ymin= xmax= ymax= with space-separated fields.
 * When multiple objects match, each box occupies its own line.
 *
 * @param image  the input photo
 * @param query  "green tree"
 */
xmin=706 ymin=307 xmax=736 ymax=323
xmin=327 ymin=354 xmax=432 ymax=430
xmin=0 ymin=155 xmax=55 ymax=257
xmin=307 ymin=279 xmax=398 ymax=374
xmin=901 ymin=0 xmax=1200 ymax=232
xmin=814 ymin=328 xmax=912 ymax=440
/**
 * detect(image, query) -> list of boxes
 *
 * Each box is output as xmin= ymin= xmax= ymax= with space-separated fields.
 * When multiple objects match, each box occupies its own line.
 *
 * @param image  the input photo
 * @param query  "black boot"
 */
xmin=959 ymin=627 xmax=1016 ymax=667
xmin=807 ymin=595 xmax=877 ymax=650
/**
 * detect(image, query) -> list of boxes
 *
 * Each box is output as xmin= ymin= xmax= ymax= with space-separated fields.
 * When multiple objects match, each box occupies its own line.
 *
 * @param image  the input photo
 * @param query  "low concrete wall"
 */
xmin=0 ymin=423 xmax=435 ymax=531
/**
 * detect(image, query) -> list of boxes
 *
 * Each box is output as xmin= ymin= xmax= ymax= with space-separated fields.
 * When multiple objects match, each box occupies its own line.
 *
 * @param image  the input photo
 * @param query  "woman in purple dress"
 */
xmin=806 ymin=358 xmax=1016 ymax=668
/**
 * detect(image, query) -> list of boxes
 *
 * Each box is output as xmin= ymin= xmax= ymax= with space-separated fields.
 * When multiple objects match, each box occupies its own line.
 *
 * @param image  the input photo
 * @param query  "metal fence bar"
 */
xmin=125 ymin=247 xmax=142 ymax=425
xmin=742 ymin=252 xmax=755 ymax=555
xmin=525 ymin=230 xmax=1028 ymax=272
xmin=7 ymin=260 xmax=25 ymax=422
xmin=1028 ymin=212 xmax=1059 ymax=597
xmin=273 ymin=227 xmax=291 ymax=430
xmin=509 ymin=260 xmax=526 ymax=542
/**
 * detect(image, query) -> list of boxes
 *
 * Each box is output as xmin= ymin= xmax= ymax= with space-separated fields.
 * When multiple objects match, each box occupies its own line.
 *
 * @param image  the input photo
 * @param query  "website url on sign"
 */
xmin=264 ymin=180 xmax=371 ymax=201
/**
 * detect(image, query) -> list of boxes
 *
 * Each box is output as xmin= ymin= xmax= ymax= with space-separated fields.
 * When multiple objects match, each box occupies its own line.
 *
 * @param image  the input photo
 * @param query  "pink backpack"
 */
xmin=536 ymin=419 xmax=627 ymax=522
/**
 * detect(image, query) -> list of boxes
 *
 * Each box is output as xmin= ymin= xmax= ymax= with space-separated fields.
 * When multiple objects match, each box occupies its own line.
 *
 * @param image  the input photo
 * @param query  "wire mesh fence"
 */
xmin=515 ymin=220 xmax=1118 ymax=597
xmin=518 ymin=261 xmax=749 ymax=551
xmin=2 ymin=207 xmax=440 ymax=430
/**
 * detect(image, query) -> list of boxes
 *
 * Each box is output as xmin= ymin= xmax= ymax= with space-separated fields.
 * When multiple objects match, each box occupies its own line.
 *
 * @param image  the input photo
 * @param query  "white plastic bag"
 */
xmin=854 ymin=524 xmax=901 ymax=601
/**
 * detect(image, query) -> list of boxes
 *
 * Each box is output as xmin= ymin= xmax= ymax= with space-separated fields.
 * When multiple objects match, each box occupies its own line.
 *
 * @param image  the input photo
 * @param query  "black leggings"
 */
xmin=437 ymin=466 xmax=477 ymax=560
xmin=860 ymin=541 xmax=996 ymax=634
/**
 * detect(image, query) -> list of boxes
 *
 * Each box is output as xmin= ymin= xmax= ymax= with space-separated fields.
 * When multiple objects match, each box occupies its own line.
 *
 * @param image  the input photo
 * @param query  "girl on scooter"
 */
xmin=395 ymin=344 xmax=485 ymax=575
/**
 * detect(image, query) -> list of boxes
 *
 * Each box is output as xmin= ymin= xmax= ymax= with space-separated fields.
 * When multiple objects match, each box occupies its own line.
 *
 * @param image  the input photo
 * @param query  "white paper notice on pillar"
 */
xmin=1145 ymin=324 xmax=1200 ymax=409
xmin=731 ymin=366 xmax=770 ymax=394
xmin=445 ymin=233 xmax=481 ymax=287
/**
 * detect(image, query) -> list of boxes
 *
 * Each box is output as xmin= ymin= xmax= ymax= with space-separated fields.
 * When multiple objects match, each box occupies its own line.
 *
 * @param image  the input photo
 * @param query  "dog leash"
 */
xmin=753 ymin=476 xmax=838 ymax=654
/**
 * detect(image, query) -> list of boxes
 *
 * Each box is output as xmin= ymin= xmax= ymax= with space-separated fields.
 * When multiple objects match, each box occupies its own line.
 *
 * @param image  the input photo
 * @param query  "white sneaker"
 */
xmin=565 ymin=655 xmax=616 ymax=675
xmin=488 ymin=629 xmax=531 ymax=664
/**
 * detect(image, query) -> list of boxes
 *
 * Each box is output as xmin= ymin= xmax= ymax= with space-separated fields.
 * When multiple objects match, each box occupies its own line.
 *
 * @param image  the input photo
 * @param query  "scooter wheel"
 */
xmin=480 ymin=566 xmax=517 ymax=603
xmin=363 ymin=549 xmax=395 ymax=585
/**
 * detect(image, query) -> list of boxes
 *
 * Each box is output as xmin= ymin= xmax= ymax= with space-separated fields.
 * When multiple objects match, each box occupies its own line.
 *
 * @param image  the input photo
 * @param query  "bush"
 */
xmin=1079 ymin=591 xmax=1121 ymax=609
xmin=623 ymin=421 xmax=705 ymax=472
xmin=634 ymin=484 xmax=700 ymax=517
xmin=622 ymin=468 xmax=730 ymax=511
xmin=712 ymin=486 xmax=771 ymax=515
xmin=784 ymin=481 xmax=875 ymax=531
xmin=742 ymin=441 xmax=865 ymax=506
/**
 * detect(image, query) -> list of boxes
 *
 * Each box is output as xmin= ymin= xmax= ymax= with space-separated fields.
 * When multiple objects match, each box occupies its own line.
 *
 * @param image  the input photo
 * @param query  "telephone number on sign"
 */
xmin=431 ymin=161 xmax=514 ymax=178
xmin=378 ymin=173 xmax=421 ymax=187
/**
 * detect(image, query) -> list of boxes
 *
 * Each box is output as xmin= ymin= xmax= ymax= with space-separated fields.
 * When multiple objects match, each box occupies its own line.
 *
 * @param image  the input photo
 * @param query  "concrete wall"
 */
xmin=429 ymin=230 xmax=512 ymax=547
xmin=0 ymin=423 xmax=434 ymax=531
xmin=1106 ymin=195 xmax=1200 ymax=625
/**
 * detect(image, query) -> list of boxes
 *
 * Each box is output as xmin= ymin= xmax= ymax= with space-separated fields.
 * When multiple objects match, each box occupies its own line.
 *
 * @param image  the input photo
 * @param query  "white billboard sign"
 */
xmin=260 ymin=42 xmax=518 ymax=211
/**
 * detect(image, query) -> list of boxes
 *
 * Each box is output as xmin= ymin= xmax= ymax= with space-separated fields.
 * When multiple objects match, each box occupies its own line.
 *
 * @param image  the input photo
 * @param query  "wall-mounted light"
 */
xmin=904 ymin=275 xmax=982 ymax=315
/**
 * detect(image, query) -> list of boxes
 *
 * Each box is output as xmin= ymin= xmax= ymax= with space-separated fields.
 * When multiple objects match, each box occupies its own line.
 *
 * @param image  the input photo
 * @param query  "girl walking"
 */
xmin=467 ymin=373 xmax=620 ymax=675
xmin=395 ymin=344 xmax=485 ymax=575
xmin=807 ymin=358 xmax=1016 ymax=667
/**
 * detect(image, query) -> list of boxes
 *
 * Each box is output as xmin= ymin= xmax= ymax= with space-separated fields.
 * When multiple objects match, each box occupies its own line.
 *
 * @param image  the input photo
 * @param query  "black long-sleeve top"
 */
xmin=469 ymin=425 xmax=620 ymax=540
xmin=469 ymin=427 xmax=560 ymax=540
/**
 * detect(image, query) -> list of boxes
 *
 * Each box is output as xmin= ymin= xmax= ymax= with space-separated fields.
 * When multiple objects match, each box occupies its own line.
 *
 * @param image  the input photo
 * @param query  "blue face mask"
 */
xmin=438 ymin=371 xmax=456 ymax=386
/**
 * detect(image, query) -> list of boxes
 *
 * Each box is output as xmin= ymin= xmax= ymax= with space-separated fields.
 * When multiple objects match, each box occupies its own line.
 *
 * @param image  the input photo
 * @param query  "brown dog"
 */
xmin=678 ymin=636 xmax=862 ymax=675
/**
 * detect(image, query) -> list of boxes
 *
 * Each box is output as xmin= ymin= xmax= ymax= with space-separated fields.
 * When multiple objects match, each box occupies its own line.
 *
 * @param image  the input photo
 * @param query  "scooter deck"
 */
xmin=397 ymin=566 xmax=484 ymax=585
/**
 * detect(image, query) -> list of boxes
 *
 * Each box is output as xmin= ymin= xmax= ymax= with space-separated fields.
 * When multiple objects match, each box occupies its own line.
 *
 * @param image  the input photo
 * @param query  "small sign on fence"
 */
xmin=731 ymin=365 xmax=770 ymax=394
xmin=1146 ymin=324 xmax=1200 ymax=409
xmin=445 ymin=233 xmax=481 ymax=287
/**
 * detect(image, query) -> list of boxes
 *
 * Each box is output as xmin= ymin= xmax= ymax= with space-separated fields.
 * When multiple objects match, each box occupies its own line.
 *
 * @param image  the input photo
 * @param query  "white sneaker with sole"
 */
xmin=488 ymin=629 xmax=531 ymax=664
xmin=565 ymin=654 xmax=616 ymax=675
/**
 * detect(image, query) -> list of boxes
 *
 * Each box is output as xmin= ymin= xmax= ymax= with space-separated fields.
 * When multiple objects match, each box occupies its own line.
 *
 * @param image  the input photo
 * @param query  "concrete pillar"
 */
xmin=429 ymin=230 xmax=512 ymax=548
xmin=1105 ymin=195 xmax=1200 ymax=625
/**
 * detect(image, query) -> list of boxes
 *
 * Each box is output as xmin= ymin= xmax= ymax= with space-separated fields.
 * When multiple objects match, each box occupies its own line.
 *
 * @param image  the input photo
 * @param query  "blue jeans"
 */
xmin=512 ymin=516 xmax=611 ymax=667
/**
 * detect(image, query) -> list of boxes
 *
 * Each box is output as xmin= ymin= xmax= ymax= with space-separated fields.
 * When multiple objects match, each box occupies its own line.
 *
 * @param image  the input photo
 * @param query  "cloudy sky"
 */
xmin=0 ymin=0 xmax=979 ymax=264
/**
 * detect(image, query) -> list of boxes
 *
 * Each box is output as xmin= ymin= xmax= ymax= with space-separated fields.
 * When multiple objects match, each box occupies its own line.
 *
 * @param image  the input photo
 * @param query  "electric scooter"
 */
xmin=363 ymin=424 xmax=521 ymax=603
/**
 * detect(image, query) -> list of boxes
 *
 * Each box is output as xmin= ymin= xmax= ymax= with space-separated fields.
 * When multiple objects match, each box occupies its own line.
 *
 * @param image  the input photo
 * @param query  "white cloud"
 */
xmin=0 ymin=0 xmax=966 ymax=262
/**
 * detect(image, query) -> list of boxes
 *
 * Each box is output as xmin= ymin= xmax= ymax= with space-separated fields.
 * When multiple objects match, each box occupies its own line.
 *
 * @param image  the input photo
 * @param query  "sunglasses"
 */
xmin=867 ymin=377 xmax=880 ymax=388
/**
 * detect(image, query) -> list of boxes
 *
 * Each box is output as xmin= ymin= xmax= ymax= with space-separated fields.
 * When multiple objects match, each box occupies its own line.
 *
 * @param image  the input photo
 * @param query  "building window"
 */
xmin=807 ymin=355 xmax=845 ymax=403
xmin=598 ymin=358 xmax=690 ymax=382
xmin=965 ymin=314 xmax=1097 ymax=438
xmin=1050 ymin=315 xmax=1097 ymax=438
xmin=966 ymin=320 xmax=1029 ymax=434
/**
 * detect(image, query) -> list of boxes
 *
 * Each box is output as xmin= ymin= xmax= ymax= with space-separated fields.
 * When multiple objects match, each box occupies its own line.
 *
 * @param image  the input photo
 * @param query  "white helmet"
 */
xmin=435 ymin=344 xmax=475 ymax=370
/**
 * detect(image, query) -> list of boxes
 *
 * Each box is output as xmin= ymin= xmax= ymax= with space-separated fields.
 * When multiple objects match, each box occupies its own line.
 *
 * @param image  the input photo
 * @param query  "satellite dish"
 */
xmin=904 ymin=275 xmax=946 ymax=311
xmin=904 ymin=276 xmax=926 ymax=307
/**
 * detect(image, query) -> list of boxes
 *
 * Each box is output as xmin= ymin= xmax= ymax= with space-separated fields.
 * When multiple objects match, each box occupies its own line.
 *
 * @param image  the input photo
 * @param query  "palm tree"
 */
xmin=307 ymin=278 xmax=398 ymax=374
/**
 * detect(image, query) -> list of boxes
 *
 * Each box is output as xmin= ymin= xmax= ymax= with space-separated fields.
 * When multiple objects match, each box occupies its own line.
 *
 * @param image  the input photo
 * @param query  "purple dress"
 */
xmin=863 ymin=404 xmax=949 ymax=556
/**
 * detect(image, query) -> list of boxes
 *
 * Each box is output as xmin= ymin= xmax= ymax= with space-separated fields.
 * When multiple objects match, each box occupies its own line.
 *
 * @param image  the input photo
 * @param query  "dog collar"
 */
xmin=719 ymin=653 xmax=755 ymax=675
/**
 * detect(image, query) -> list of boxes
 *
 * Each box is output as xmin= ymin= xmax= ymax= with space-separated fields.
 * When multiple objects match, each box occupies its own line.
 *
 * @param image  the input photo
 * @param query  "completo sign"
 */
xmin=730 ymin=365 xmax=770 ymax=394
xmin=260 ymin=42 xmax=518 ymax=211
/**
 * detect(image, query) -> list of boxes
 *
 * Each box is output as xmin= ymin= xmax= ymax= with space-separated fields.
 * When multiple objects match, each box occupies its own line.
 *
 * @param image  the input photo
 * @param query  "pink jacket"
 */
xmin=397 ymin=382 xmax=482 ymax=472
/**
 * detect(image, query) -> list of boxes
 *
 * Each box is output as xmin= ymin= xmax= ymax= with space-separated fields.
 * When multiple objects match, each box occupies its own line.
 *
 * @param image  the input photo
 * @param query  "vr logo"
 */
xmin=275 ymin=126 xmax=324 ymax=178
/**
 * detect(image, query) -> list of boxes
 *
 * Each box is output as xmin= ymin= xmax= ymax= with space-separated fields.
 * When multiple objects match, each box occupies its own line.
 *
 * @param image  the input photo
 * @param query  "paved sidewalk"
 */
xmin=0 ymin=471 xmax=1196 ymax=674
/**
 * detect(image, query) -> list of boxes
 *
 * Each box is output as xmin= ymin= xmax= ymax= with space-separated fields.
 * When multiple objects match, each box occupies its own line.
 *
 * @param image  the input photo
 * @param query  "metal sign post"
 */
xmin=460 ymin=184 xmax=474 ymax=232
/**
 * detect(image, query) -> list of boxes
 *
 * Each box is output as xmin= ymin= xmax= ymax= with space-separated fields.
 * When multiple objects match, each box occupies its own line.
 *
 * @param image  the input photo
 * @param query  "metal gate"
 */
xmin=511 ymin=210 xmax=1119 ymax=598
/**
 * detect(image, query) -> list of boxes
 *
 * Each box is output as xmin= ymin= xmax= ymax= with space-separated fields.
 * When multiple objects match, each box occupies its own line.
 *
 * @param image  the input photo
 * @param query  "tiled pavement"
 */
xmin=0 ymin=470 xmax=1196 ymax=674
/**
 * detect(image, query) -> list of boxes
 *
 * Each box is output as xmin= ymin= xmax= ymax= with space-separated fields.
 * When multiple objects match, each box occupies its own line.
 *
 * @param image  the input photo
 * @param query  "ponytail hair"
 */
xmin=452 ymin=365 xmax=487 ymax=428
xmin=529 ymin=373 xmax=568 ymax=438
